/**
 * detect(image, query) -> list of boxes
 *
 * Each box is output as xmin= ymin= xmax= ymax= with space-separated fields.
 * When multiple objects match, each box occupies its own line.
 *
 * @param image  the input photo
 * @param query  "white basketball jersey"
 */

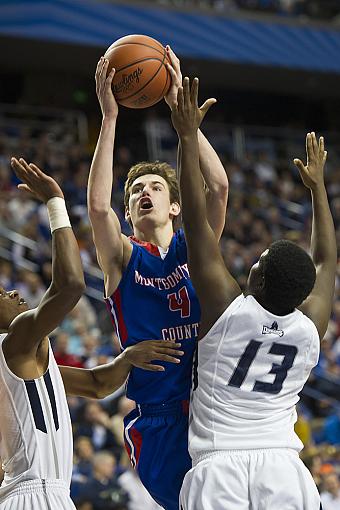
xmin=189 ymin=295 xmax=319 ymax=460
xmin=0 ymin=333 xmax=73 ymax=501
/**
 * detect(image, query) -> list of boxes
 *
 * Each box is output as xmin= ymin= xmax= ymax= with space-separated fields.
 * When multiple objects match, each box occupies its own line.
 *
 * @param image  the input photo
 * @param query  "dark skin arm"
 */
xmin=171 ymin=78 xmax=241 ymax=338
xmin=295 ymin=133 xmax=337 ymax=340
xmin=60 ymin=340 xmax=184 ymax=399
xmin=3 ymin=158 xmax=85 ymax=359
xmin=165 ymin=47 xmax=229 ymax=240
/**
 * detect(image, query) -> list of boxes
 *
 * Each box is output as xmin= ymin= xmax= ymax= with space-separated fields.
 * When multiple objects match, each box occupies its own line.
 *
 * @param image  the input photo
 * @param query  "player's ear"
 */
xmin=125 ymin=207 xmax=133 ymax=228
xmin=170 ymin=202 xmax=181 ymax=219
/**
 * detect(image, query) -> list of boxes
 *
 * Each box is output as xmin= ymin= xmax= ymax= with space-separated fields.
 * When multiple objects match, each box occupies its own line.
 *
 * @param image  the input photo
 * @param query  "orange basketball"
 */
xmin=104 ymin=34 xmax=171 ymax=109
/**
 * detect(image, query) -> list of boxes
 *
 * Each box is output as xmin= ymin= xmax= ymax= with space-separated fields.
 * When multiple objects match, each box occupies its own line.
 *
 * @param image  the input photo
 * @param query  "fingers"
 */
xmin=17 ymin=183 xmax=35 ymax=196
xmin=200 ymin=97 xmax=217 ymax=118
xmin=323 ymin=150 xmax=328 ymax=164
xmin=138 ymin=363 xmax=165 ymax=372
xmin=106 ymin=65 xmax=116 ymax=86
xmin=183 ymin=76 xmax=190 ymax=106
xmin=177 ymin=86 xmax=184 ymax=112
xmin=306 ymin=132 xmax=319 ymax=160
xmin=319 ymin=135 xmax=324 ymax=156
xmin=306 ymin=132 xmax=314 ymax=161
xmin=149 ymin=341 xmax=182 ymax=348
xmin=165 ymin=62 xmax=177 ymax=81
xmin=293 ymin=158 xmax=306 ymax=174
xmin=11 ymin=157 xmax=29 ymax=181
xmin=154 ymin=347 xmax=184 ymax=356
xmin=311 ymin=131 xmax=318 ymax=155
xmin=95 ymin=56 xmax=104 ymax=77
xmin=151 ymin=353 xmax=181 ymax=363
xmin=166 ymin=45 xmax=180 ymax=74
xmin=96 ymin=57 xmax=113 ymax=94
xmin=190 ymin=77 xmax=199 ymax=107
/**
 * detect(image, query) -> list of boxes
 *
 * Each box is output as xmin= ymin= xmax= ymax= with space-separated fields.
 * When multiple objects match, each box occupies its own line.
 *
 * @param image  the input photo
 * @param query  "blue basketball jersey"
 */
xmin=105 ymin=229 xmax=200 ymax=404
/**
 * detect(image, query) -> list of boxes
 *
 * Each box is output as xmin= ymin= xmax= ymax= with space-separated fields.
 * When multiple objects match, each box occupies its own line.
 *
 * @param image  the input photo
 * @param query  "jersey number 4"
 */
xmin=167 ymin=286 xmax=190 ymax=318
xmin=228 ymin=340 xmax=298 ymax=395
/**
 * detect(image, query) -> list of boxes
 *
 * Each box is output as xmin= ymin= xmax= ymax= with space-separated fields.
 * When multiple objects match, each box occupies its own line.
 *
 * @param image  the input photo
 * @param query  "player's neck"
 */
xmin=133 ymin=222 xmax=174 ymax=250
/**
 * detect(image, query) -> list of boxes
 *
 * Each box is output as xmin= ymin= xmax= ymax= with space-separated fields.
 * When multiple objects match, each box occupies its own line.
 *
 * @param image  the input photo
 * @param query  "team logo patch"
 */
xmin=262 ymin=321 xmax=284 ymax=337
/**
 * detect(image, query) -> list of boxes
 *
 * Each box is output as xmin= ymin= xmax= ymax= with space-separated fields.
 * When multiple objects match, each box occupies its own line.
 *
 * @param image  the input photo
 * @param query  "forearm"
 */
xmin=197 ymin=129 xmax=228 ymax=194
xmin=88 ymin=117 xmax=117 ymax=214
xmin=52 ymin=228 xmax=85 ymax=291
xmin=91 ymin=351 xmax=132 ymax=399
xmin=180 ymin=133 xmax=208 ymax=230
xmin=310 ymin=184 xmax=337 ymax=267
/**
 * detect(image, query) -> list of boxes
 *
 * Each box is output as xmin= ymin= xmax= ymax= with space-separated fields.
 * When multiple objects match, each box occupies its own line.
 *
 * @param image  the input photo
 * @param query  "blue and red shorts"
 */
xmin=124 ymin=400 xmax=191 ymax=510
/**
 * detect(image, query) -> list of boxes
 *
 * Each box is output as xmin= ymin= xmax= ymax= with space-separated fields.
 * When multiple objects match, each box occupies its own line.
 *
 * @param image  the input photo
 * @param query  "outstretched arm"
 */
xmin=165 ymin=47 xmax=228 ymax=239
xmin=88 ymin=57 xmax=132 ymax=296
xmin=60 ymin=340 xmax=183 ymax=398
xmin=171 ymin=78 xmax=241 ymax=337
xmin=4 ymin=159 xmax=85 ymax=354
xmin=295 ymin=133 xmax=337 ymax=340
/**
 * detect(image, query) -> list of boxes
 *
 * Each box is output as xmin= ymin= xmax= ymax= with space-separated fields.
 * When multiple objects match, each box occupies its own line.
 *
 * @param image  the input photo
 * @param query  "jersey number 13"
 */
xmin=228 ymin=340 xmax=298 ymax=395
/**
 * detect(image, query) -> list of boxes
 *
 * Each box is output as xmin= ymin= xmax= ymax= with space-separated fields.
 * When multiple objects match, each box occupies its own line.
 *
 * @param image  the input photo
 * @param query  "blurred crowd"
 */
xmin=156 ymin=0 xmax=340 ymax=20
xmin=0 ymin=115 xmax=339 ymax=508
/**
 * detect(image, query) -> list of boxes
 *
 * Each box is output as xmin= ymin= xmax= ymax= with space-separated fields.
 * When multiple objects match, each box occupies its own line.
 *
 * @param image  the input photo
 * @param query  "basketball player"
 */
xmin=171 ymin=77 xmax=337 ymax=509
xmin=87 ymin=49 xmax=228 ymax=510
xmin=0 ymin=158 xmax=182 ymax=509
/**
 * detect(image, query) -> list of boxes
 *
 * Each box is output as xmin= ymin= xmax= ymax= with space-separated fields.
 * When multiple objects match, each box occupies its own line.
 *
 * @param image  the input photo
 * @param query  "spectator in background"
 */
xmin=53 ymin=331 xmax=84 ymax=368
xmin=77 ymin=451 xmax=129 ymax=510
xmin=110 ymin=397 xmax=136 ymax=448
xmin=321 ymin=472 xmax=340 ymax=510
xmin=74 ymin=436 xmax=95 ymax=478
xmin=0 ymin=260 xmax=13 ymax=289
xmin=118 ymin=460 xmax=163 ymax=510
xmin=322 ymin=411 xmax=340 ymax=446
xmin=75 ymin=402 xmax=120 ymax=457
xmin=16 ymin=270 xmax=46 ymax=308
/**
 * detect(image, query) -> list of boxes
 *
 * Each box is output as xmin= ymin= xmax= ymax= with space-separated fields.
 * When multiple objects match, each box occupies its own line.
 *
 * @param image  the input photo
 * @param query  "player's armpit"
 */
xmin=90 ymin=209 xmax=133 ymax=295
xmin=186 ymin=218 xmax=241 ymax=338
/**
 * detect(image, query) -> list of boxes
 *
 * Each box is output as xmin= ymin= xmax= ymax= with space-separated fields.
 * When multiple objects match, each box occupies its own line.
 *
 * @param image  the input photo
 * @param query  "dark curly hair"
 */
xmin=262 ymin=240 xmax=316 ymax=313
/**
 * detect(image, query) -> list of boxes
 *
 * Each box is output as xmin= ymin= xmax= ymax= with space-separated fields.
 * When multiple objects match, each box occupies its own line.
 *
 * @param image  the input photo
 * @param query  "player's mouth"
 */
xmin=139 ymin=197 xmax=154 ymax=212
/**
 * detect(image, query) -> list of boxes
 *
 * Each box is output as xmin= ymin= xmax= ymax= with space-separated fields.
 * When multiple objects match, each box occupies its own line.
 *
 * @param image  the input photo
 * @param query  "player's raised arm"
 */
xmin=171 ymin=78 xmax=241 ymax=337
xmin=4 ymin=158 xmax=85 ymax=352
xmin=165 ymin=47 xmax=229 ymax=240
xmin=295 ymin=133 xmax=337 ymax=340
xmin=87 ymin=57 xmax=132 ymax=296
xmin=60 ymin=340 xmax=184 ymax=398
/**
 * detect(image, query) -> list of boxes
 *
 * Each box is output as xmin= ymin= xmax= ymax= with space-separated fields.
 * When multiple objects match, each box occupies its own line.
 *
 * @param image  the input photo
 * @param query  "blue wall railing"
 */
xmin=1 ymin=0 xmax=340 ymax=73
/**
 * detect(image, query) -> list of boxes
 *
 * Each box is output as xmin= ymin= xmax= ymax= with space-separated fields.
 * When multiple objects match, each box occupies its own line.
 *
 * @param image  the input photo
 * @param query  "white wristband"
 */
xmin=47 ymin=197 xmax=71 ymax=233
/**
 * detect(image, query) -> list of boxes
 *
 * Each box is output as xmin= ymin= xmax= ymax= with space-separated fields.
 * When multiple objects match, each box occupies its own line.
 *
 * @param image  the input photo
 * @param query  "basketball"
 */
xmin=104 ymin=34 xmax=171 ymax=109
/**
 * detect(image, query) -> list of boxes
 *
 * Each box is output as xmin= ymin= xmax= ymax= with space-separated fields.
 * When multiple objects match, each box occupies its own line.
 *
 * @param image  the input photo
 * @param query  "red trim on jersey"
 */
xmin=182 ymin=400 xmax=189 ymax=416
xmin=112 ymin=289 xmax=128 ymax=346
xmin=129 ymin=236 xmax=161 ymax=257
xmin=124 ymin=437 xmax=132 ymax=461
xmin=130 ymin=426 xmax=143 ymax=466
xmin=105 ymin=299 xmax=117 ymax=329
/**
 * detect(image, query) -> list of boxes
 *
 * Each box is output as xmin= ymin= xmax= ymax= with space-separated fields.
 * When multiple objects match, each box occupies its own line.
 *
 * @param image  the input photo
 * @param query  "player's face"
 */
xmin=246 ymin=249 xmax=269 ymax=294
xmin=0 ymin=286 xmax=28 ymax=330
xmin=126 ymin=174 xmax=180 ymax=231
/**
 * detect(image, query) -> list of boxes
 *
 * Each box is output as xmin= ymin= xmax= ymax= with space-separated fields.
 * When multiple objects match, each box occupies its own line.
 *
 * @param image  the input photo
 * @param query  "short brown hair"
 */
xmin=124 ymin=161 xmax=180 ymax=208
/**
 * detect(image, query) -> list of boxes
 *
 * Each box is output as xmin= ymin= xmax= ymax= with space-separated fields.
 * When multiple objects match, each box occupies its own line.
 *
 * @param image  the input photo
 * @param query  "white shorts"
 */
xmin=180 ymin=449 xmax=321 ymax=510
xmin=0 ymin=479 xmax=76 ymax=509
